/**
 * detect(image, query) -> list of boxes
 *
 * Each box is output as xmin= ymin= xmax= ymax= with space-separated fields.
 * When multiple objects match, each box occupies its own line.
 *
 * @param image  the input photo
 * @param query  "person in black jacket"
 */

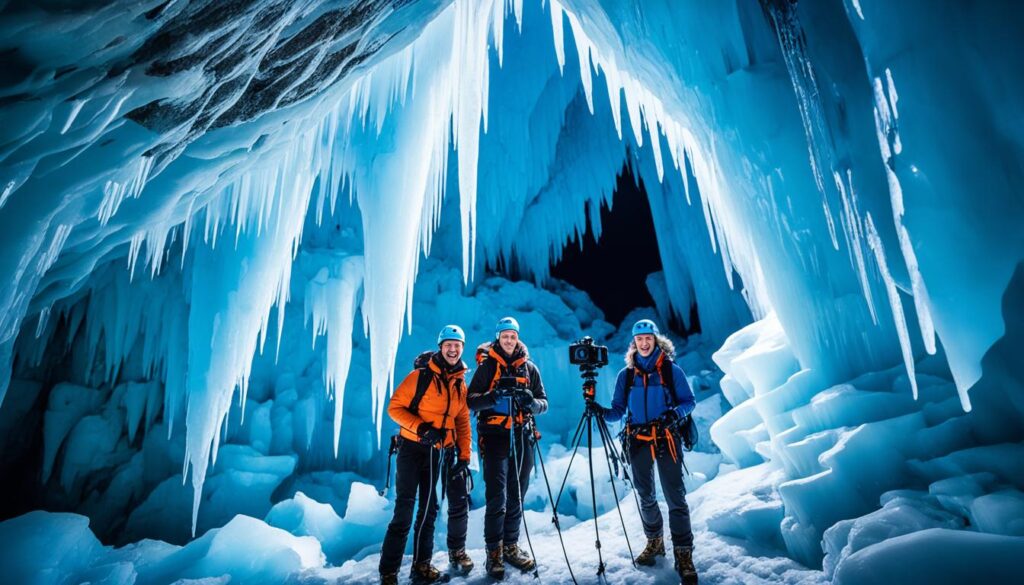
xmin=466 ymin=316 xmax=548 ymax=579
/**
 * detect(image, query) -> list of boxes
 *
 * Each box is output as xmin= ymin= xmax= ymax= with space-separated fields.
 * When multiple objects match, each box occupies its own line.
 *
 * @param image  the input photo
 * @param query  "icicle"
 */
xmin=183 ymin=121 xmax=320 ymax=535
xmin=873 ymin=71 xmax=937 ymax=358
xmin=865 ymin=214 xmax=922 ymax=404
xmin=549 ymin=0 xmax=566 ymax=74
xmin=60 ymin=99 xmax=87 ymax=135
xmin=127 ymin=231 xmax=145 ymax=281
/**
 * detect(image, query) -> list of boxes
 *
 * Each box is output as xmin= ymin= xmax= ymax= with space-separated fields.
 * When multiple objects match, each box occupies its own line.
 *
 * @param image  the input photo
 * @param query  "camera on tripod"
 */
xmin=568 ymin=336 xmax=609 ymax=368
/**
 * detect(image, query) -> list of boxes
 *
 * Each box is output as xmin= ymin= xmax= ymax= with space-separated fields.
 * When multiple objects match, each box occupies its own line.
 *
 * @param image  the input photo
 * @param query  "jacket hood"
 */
xmin=624 ymin=334 xmax=676 ymax=369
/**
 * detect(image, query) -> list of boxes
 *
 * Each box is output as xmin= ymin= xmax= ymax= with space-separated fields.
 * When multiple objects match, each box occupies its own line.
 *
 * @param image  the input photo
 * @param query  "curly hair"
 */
xmin=624 ymin=333 xmax=676 ymax=367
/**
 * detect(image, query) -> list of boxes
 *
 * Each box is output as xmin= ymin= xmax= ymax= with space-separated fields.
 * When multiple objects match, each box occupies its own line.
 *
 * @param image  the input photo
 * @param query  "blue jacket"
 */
xmin=604 ymin=348 xmax=696 ymax=424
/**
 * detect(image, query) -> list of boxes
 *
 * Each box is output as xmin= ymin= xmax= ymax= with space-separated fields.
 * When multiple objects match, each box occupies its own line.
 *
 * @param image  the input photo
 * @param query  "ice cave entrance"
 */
xmin=549 ymin=164 xmax=672 ymax=328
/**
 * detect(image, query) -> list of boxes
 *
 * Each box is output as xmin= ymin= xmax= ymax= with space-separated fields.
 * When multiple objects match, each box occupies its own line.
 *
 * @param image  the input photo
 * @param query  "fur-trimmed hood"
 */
xmin=624 ymin=334 xmax=675 ymax=369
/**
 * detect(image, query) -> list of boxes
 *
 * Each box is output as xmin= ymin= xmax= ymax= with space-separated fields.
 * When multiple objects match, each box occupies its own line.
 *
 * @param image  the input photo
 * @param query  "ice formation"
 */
xmin=1 ymin=0 xmax=1023 ymax=583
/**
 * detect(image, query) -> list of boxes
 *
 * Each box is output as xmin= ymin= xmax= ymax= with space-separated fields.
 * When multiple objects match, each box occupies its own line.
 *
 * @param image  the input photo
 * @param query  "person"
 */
xmin=595 ymin=319 xmax=699 ymax=584
xmin=467 ymin=316 xmax=548 ymax=579
xmin=379 ymin=325 xmax=474 ymax=585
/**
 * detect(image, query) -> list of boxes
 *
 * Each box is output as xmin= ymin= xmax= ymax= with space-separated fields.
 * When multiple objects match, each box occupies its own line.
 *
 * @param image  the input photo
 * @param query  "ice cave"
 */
xmin=1 ymin=0 xmax=1022 ymax=583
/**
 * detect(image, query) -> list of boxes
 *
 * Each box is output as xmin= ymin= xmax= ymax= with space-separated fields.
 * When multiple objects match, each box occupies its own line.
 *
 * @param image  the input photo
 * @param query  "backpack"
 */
xmin=408 ymin=350 xmax=438 ymax=414
xmin=380 ymin=351 xmax=443 ymax=497
xmin=624 ymin=357 xmax=698 ymax=452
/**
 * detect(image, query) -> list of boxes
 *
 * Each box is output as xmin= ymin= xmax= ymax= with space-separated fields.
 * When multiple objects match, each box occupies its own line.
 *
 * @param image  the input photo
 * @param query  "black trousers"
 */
xmin=379 ymin=440 xmax=470 ymax=574
xmin=629 ymin=434 xmax=694 ymax=548
xmin=480 ymin=429 xmax=534 ymax=550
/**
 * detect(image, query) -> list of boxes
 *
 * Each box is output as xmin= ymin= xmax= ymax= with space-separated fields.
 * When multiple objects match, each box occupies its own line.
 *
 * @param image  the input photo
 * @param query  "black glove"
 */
xmin=449 ymin=458 xmax=470 ymax=481
xmin=658 ymin=408 xmax=680 ymax=427
xmin=588 ymin=402 xmax=607 ymax=416
xmin=512 ymin=388 xmax=534 ymax=409
xmin=417 ymin=423 xmax=443 ymax=445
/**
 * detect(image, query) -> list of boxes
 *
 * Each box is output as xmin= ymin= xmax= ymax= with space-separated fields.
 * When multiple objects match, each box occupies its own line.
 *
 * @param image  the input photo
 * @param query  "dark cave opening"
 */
xmin=551 ymin=165 xmax=665 ymax=327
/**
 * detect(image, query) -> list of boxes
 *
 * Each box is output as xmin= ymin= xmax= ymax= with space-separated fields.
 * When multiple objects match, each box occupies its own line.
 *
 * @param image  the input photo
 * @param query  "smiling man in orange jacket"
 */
xmin=379 ymin=325 xmax=474 ymax=585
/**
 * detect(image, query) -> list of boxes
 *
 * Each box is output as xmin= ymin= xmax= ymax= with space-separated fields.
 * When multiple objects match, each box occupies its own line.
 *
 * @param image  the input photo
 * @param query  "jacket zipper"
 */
xmin=443 ymin=374 xmax=451 ymax=446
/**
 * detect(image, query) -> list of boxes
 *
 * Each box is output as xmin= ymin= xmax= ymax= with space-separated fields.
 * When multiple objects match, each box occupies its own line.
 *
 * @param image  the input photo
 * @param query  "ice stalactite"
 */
xmin=183 ymin=124 xmax=323 ymax=534
xmin=304 ymin=255 xmax=364 ymax=456
xmin=845 ymin=0 xmax=1024 ymax=407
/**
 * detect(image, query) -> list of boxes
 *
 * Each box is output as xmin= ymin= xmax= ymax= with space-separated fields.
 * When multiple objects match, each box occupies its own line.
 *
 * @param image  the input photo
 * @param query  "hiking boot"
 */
xmin=449 ymin=548 xmax=474 ymax=575
xmin=674 ymin=546 xmax=698 ymax=584
xmin=410 ymin=561 xmax=450 ymax=584
xmin=502 ymin=542 xmax=536 ymax=572
xmin=485 ymin=545 xmax=505 ymax=580
xmin=380 ymin=572 xmax=399 ymax=585
xmin=636 ymin=536 xmax=666 ymax=566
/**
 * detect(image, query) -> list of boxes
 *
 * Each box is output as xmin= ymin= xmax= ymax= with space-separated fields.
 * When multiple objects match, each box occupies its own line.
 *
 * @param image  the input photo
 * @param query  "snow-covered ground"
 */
xmin=314 ymin=456 xmax=826 ymax=585
xmin=0 ymin=448 xmax=826 ymax=585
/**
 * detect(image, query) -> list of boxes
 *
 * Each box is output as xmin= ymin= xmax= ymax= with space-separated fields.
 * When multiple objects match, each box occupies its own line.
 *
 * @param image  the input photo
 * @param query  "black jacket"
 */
xmin=467 ymin=341 xmax=548 ymax=434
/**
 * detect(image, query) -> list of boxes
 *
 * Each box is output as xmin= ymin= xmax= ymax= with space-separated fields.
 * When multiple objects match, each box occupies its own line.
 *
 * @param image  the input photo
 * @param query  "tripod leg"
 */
xmin=595 ymin=417 xmax=636 ymax=567
xmin=586 ymin=413 xmax=606 ymax=576
xmin=597 ymin=416 xmax=646 ymax=524
xmin=530 ymin=430 xmax=578 ymax=585
xmin=508 ymin=398 xmax=540 ymax=579
xmin=554 ymin=410 xmax=589 ymax=512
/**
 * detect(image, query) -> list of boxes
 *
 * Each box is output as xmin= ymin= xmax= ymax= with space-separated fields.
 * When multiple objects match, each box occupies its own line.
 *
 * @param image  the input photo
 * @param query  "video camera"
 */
xmin=494 ymin=375 xmax=525 ymax=392
xmin=568 ymin=336 xmax=609 ymax=369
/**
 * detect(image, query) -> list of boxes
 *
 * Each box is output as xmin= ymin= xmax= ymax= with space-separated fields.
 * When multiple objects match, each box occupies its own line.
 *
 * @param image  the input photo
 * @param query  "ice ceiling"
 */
xmin=1 ymin=0 xmax=1022 ymax=549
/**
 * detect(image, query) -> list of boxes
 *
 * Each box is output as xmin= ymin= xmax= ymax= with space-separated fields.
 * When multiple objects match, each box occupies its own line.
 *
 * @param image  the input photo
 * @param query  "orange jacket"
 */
xmin=387 ymin=355 xmax=472 ymax=460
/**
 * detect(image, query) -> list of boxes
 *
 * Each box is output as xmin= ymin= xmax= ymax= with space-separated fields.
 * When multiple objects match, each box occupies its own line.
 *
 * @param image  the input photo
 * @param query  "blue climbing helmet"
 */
xmin=437 ymin=324 xmax=466 ymax=345
xmin=495 ymin=316 xmax=520 ymax=338
xmin=631 ymin=319 xmax=660 ymax=337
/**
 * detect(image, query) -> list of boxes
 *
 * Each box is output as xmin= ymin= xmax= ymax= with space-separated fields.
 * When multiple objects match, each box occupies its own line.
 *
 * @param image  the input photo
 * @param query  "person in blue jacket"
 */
xmin=595 ymin=319 xmax=698 ymax=584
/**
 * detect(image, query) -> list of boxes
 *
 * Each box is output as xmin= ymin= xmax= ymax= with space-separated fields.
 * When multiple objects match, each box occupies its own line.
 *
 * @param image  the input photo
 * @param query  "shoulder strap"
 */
xmin=408 ymin=368 xmax=435 ymax=414
xmin=659 ymin=358 xmax=677 ymax=407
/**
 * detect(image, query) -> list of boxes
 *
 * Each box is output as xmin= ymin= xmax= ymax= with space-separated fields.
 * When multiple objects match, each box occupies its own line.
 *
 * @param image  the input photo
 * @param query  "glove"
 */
xmin=658 ymin=408 xmax=680 ymax=427
xmin=449 ymin=458 xmax=470 ymax=481
xmin=587 ymin=401 xmax=607 ymax=416
xmin=417 ymin=423 xmax=443 ymax=445
xmin=512 ymin=388 xmax=534 ymax=409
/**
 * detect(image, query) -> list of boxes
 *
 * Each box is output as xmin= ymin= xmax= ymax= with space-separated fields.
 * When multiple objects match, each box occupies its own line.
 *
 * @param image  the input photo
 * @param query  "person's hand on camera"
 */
xmin=449 ymin=458 xmax=470 ymax=481
xmin=417 ymin=423 xmax=443 ymax=445
xmin=512 ymin=388 xmax=534 ymax=409
xmin=588 ymin=401 xmax=607 ymax=416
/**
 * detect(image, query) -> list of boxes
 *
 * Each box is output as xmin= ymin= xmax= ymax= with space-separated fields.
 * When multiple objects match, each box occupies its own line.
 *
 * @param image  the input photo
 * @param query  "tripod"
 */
xmin=550 ymin=366 xmax=638 ymax=579
xmin=507 ymin=392 xmax=579 ymax=583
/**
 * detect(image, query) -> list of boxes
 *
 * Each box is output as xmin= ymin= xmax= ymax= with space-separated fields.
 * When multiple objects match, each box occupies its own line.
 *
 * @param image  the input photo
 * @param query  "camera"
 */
xmin=494 ymin=376 xmax=524 ymax=391
xmin=568 ymin=336 xmax=609 ymax=368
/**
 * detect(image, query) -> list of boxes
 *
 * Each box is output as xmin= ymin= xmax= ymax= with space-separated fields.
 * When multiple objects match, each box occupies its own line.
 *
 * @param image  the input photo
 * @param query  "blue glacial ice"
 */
xmin=1 ymin=0 xmax=1023 ymax=583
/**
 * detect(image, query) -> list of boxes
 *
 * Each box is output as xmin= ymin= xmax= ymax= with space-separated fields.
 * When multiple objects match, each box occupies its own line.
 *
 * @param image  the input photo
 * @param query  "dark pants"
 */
xmin=629 ymin=434 xmax=694 ymax=548
xmin=442 ymin=448 xmax=470 ymax=551
xmin=379 ymin=440 xmax=470 ymax=574
xmin=480 ymin=429 xmax=534 ymax=549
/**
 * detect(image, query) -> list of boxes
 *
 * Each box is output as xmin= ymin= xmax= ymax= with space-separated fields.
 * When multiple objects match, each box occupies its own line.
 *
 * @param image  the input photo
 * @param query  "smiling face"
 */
xmin=498 ymin=330 xmax=519 ymax=355
xmin=634 ymin=334 xmax=656 ymax=358
xmin=440 ymin=340 xmax=464 ymax=365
